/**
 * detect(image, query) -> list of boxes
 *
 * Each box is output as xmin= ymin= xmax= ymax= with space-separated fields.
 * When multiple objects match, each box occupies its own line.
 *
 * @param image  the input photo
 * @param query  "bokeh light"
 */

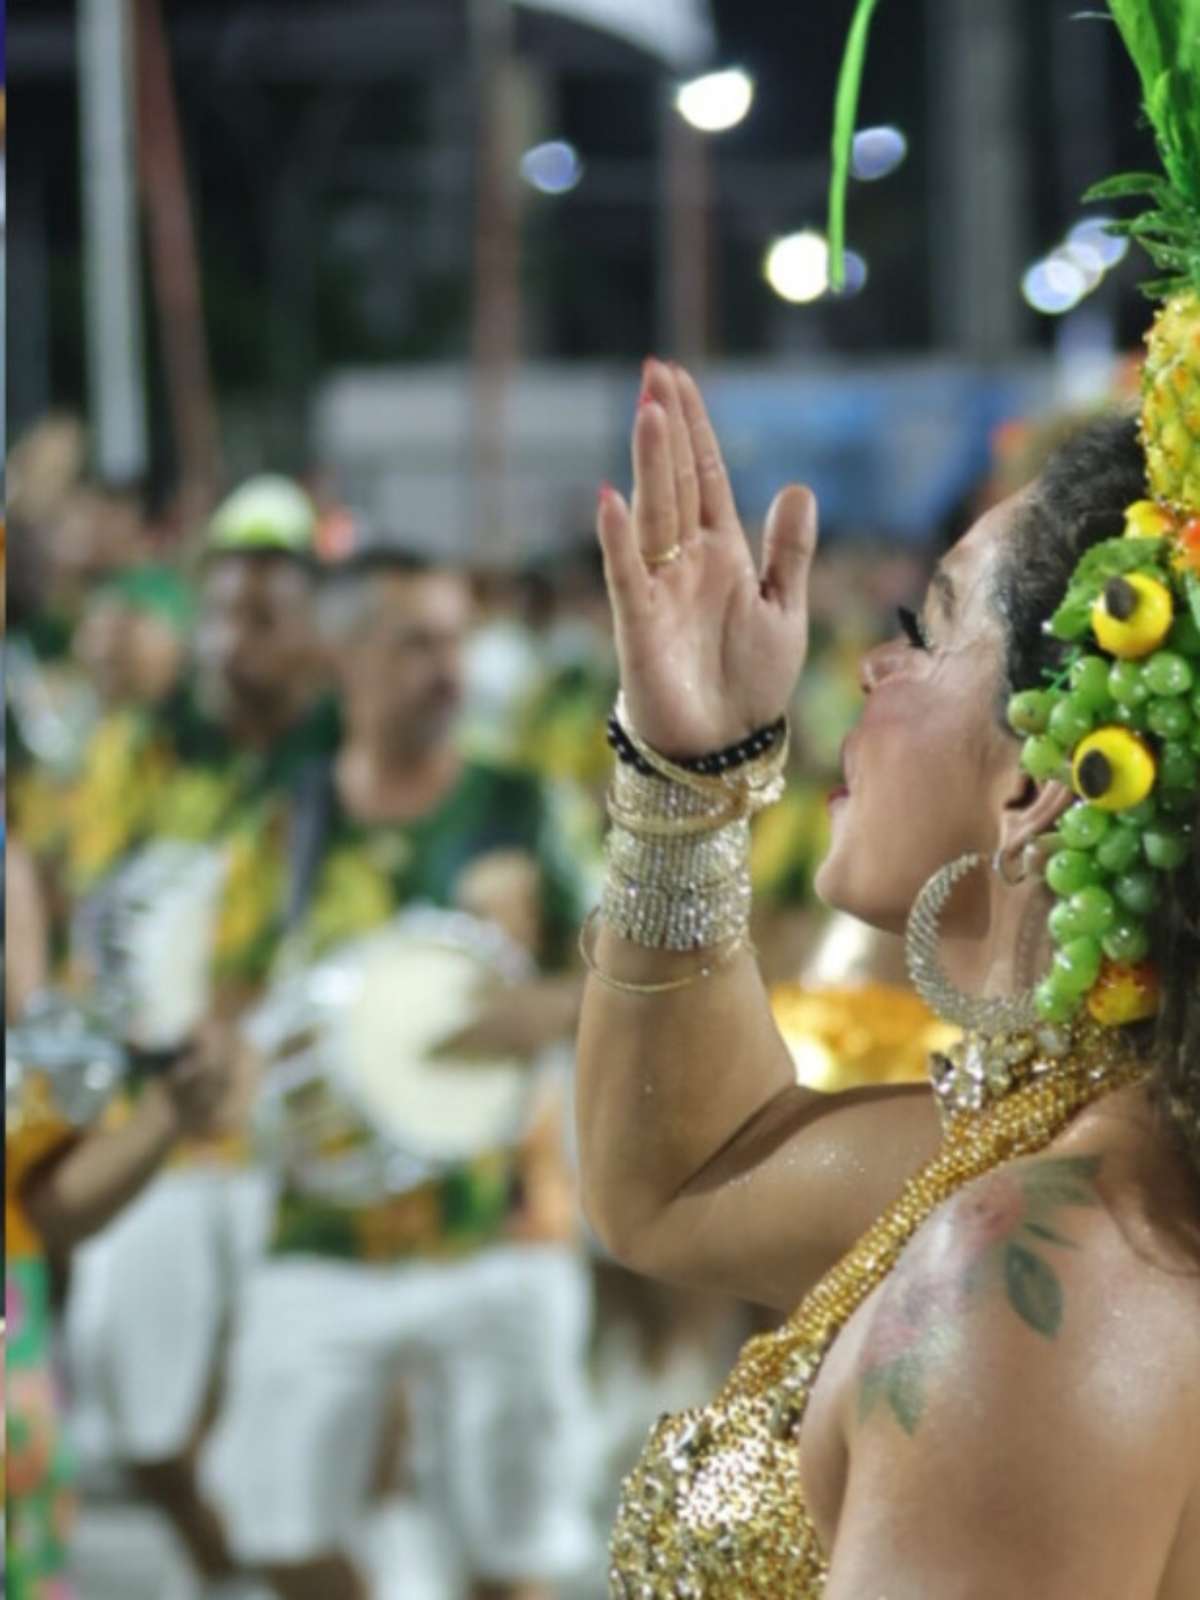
xmin=674 ymin=69 xmax=755 ymax=133
xmin=1023 ymin=214 xmax=1132 ymax=317
xmin=850 ymin=125 xmax=908 ymax=181
xmin=1068 ymin=216 xmax=1130 ymax=270
xmin=765 ymin=231 xmax=830 ymax=304
xmin=519 ymin=141 xmax=584 ymax=195
xmin=1022 ymin=255 xmax=1088 ymax=316
xmin=829 ymin=249 xmax=869 ymax=298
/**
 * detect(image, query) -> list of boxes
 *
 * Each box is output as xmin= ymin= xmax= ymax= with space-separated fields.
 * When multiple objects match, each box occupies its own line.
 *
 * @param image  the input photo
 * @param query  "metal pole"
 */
xmin=927 ymin=0 xmax=1030 ymax=356
xmin=78 ymin=0 xmax=149 ymax=481
xmin=657 ymin=82 xmax=710 ymax=367
xmin=134 ymin=0 xmax=223 ymax=522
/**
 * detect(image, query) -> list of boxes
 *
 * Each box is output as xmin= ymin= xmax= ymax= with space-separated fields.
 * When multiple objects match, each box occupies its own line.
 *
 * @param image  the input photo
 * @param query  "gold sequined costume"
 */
xmin=609 ymin=1032 xmax=1146 ymax=1596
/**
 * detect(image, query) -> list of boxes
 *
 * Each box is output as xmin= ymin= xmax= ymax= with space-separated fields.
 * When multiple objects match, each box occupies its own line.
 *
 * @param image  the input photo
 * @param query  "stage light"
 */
xmin=1022 ymin=255 xmax=1087 ymax=315
xmin=675 ymin=69 xmax=755 ymax=133
xmin=850 ymin=125 xmax=908 ymax=181
xmin=1068 ymin=217 xmax=1130 ymax=270
xmin=519 ymin=140 xmax=584 ymax=195
xmin=765 ymin=231 xmax=830 ymax=304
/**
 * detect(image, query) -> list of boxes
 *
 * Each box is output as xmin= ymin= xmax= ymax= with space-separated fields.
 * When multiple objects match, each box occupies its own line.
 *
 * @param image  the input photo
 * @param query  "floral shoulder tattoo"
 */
xmin=857 ymin=1155 xmax=1104 ymax=1438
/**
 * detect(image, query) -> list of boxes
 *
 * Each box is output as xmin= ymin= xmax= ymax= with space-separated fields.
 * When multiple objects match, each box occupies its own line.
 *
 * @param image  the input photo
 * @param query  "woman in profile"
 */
xmin=577 ymin=363 xmax=1200 ymax=1596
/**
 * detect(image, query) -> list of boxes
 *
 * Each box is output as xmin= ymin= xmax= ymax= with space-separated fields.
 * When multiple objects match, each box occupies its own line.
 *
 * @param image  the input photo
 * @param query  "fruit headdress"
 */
xmin=829 ymin=0 xmax=1200 ymax=1030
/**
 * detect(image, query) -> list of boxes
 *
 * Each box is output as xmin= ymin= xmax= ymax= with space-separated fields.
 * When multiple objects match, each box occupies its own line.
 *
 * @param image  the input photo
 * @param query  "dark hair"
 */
xmin=995 ymin=411 xmax=1200 ymax=1179
xmin=315 ymin=544 xmax=454 ymax=642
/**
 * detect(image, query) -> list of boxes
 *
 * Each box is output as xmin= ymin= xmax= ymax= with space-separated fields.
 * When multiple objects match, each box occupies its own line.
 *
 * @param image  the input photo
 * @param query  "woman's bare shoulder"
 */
xmin=828 ymin=1108 xmax=1200 ymax=1595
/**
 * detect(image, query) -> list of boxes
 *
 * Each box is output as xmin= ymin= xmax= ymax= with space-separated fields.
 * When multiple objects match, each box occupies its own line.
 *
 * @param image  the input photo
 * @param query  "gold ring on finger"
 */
xmin=645 ymin=541 xmax=683 ymax=570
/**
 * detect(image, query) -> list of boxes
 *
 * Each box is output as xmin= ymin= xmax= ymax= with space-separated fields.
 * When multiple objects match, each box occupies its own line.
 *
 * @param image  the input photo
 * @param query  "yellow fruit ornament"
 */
xmin=1090 ymin=572 xmax=1175 ymax=657
xmin=1087 ymin=9 xmax=1200 ymax=521
xmin=1142 ymin=291 xmax=1200 ymax=515
xmin=1071 ymin=727 xmax=1157 ymax=810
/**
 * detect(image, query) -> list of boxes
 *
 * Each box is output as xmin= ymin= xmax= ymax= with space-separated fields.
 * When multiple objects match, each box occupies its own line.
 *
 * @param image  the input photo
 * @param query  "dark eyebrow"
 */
xmin=931 ymin=568 xmax=956 ymax=619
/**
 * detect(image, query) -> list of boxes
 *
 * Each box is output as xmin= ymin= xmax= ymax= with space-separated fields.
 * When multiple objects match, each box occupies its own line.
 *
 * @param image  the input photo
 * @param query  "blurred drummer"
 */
xmin=59 ymin=477 xmax=334 ymax=1595
xmin=206 ymin=543 xmax=594 ymax=1600
xmin=5 ymin=836 xmax=236 ymax=1600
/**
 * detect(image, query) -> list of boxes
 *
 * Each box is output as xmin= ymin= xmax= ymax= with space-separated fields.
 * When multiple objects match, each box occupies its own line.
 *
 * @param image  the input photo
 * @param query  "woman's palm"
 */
xmin=597 ymin=362 xmax=817 ymax=758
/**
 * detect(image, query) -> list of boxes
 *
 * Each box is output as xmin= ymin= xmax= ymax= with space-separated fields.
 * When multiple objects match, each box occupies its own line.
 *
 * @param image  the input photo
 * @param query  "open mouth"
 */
xmin=831 ymin=735 xmax=856 ymax=805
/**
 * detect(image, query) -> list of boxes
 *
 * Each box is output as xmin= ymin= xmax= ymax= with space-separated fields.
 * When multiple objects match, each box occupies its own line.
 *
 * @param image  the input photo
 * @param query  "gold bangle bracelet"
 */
xmin=578 ymin=909 xmax=754 ymax=996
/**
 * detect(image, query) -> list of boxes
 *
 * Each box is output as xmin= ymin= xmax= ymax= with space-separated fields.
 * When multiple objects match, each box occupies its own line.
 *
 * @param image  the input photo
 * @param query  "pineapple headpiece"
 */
xmin=830 ymin=0 xmax=1200 ymax=1031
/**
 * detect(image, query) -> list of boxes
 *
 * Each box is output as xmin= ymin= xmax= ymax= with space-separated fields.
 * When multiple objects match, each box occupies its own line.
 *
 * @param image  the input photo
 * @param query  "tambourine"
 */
xmin=249 ymin=908 xmax=536 ymax=1204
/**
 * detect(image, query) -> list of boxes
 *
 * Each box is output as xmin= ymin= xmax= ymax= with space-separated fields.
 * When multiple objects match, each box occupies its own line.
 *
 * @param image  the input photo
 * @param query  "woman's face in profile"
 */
xmin=814 ymin=494 xmax=1031 ymax=936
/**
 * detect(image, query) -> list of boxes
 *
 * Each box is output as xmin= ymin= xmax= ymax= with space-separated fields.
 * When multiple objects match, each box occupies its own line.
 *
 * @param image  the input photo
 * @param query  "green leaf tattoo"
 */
xmin=1023 ymin=1221 xmax=1080 ymax=1249
xmin=856 ymin=1153 xmax=1104 ymax=1436
xmin=859 ymin=1353 xmax=926 ymax=1437
xmin=1004 ymin=1244 xmax=1063 ymax=1337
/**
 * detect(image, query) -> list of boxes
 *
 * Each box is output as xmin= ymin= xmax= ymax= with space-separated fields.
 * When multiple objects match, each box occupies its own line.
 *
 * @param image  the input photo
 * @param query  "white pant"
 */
xmin=203 ymin=1243 xmax=596 ymax=1581
xmin=63 ymin=1167 xmax=274 ymax=1467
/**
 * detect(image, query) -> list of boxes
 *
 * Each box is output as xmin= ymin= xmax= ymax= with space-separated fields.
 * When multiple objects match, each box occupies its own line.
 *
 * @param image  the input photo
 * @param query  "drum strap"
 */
xmin=284 ymin=757 xmax=338 ymax=933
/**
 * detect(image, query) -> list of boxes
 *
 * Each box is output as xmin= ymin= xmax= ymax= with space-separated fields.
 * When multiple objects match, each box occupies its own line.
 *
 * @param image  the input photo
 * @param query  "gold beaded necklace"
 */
xmin=609 ymin=1026 xmax=1148 ymax=1599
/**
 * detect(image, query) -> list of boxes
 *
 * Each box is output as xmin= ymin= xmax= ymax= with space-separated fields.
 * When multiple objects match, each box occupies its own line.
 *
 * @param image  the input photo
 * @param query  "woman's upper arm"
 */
xmin=627 ymin=1080 xmax=940 ymax=1310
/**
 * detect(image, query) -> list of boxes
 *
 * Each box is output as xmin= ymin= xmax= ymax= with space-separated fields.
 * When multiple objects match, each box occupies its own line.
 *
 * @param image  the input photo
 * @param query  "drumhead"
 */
xmin=79 ymin=840 xmax=229 ymax=1051
xmin=342 ymin=930 xmax=530 ymax=1162
xmin=250 ymin=908 xmax=535 ymax=1183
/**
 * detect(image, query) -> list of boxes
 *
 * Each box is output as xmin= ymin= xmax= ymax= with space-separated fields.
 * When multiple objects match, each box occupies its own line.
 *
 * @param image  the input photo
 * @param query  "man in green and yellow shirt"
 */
xmin=59 ymin=478 xmax=334 ymax=1595
xmin=206 ymin=547 xmax=594 ymax=1600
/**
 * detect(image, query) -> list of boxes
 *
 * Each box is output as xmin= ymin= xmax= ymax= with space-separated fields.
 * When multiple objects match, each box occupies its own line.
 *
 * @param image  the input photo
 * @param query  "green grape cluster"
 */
xmin=1005 ymin=577 xmax=1200 ymax=1026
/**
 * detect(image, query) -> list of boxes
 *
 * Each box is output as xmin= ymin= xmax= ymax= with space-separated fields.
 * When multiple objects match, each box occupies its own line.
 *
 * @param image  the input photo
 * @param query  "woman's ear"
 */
xmin=997 ymin=775 xmax=1074 ymax=860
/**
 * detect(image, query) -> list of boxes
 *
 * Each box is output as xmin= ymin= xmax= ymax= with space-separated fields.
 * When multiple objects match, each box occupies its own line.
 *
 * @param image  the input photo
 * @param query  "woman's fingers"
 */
xmin=632 ymin=400 xmax=680 ymax=564
xmin=596 ymin=484 xmax=649 ymax=621
xmin=674 ymin=364 xmax=738 ymax=531
xmin=645 ymin=360 xmax=700 ymax=539
xmin=760 ymin=484 xmax=819 ymax=613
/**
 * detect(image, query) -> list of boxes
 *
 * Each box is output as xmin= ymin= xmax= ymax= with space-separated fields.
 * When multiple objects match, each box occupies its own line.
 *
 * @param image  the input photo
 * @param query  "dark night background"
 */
xmin=7 ymin=0 xmax=1155 ymax=435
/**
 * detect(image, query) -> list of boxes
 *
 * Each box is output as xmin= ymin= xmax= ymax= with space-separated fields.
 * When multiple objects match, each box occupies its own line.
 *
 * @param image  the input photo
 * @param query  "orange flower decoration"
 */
xmin=1087 ymin=959 xmax=1161 ymax=1027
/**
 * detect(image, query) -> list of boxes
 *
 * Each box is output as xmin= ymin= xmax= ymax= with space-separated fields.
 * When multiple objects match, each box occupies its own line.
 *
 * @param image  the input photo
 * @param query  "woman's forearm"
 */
xmin=576 ymin=924 xmax=804 ymax=1266
xmin=22 ymin=1082 xmax=181 ymax=1253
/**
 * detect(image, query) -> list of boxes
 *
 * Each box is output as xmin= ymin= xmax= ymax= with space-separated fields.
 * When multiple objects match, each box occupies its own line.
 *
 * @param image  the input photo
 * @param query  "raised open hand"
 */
xmin=596 ymin=359 xmax=817 ymax=759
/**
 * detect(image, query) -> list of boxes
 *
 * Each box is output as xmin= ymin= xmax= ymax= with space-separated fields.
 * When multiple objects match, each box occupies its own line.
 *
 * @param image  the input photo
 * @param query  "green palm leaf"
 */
xmin=828 ymin=0 xmax=884 ymax=291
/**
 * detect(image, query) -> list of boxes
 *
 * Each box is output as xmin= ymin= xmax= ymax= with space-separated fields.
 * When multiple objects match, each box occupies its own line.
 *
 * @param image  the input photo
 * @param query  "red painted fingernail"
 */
xmin=598 ymin=481 xmax=614 ymax=503
xmin=638 ymin=390 xmax=653 ymax=409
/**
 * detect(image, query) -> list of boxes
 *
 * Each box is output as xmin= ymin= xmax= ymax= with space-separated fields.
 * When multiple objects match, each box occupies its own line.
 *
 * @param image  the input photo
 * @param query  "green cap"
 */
xmin=207 ymin=475 xmax=316 ymax=554
xmin=93 ymin=564 xmax=196 ymax=634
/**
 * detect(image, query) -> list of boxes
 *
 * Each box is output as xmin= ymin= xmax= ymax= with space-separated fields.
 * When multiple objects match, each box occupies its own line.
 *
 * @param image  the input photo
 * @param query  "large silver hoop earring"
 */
xmin=905 ymin=852 xmax=1040 ymax=1035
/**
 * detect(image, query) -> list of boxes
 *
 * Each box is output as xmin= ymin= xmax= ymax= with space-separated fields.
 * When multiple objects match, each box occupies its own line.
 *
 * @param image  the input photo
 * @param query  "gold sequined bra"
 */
xmin=609 ymin=1026 xmax=1146 ymax=1598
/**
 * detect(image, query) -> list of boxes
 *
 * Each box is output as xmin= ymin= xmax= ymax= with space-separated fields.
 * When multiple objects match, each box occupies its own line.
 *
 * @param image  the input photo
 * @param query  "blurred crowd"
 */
xmin=6 ymin=410 xmax=972 ymax=1600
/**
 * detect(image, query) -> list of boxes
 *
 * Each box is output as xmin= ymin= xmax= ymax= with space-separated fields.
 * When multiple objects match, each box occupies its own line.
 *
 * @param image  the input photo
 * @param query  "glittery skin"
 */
xmin=609 ymin=1027 xmax=1146 ymax=1597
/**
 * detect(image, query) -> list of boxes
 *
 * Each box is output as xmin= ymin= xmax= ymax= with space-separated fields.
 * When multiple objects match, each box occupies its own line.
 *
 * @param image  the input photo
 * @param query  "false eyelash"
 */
xmin=897 ymin=606 xmax=930 ymax=651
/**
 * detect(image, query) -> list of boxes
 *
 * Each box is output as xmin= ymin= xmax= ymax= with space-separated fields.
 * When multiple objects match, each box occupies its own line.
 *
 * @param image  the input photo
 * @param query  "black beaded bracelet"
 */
xmin=607 ymin=712 xmax=786 ymax=779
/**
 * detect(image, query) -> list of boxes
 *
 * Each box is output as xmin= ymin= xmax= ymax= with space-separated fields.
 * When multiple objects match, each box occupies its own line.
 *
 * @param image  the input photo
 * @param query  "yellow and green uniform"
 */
xmin=49 ymin=699 xmax=338 ymax=1168
xmin=515 ymin=657 xmax=618 ymax=797
xmin=47 ymin=694 xmax=338 ymax=991
xmin=265 ymin=758 xmax=586 ymax=1265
